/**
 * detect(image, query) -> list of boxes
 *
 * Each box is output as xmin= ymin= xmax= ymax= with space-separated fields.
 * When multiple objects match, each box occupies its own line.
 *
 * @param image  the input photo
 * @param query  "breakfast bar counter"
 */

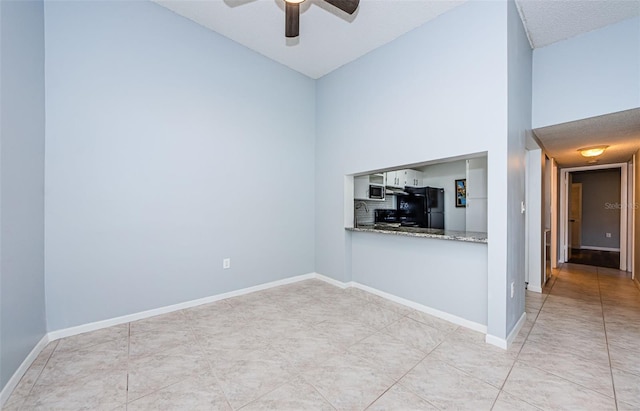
xmin=346 ymin=224 xmax=487 ymax=244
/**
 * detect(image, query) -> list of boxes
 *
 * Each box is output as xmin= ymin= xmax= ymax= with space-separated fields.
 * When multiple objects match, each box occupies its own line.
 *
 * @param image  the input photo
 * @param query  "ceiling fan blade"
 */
xmin=285 ymin=2 xmax=300 ymax=38
xmin=323 ymin=0 xmax=359 ymax=15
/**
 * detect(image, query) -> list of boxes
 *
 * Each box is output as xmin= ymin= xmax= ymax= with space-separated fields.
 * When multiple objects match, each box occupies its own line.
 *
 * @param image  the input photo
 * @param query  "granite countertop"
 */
xmin=346 ymin=224 xmax=488 ymax=244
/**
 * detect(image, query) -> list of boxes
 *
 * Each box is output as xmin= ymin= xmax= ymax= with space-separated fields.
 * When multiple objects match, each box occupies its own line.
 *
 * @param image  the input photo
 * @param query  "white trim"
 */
xmin=551 ymin=158 xmax=559 ymax=268
xmin=49 ymin=271 xmax=487 ymax=342
xmin=48 ymin=273 xmax=316 ymax=341
xmin=348 ymin=282 xmax=487 ymax=333
xmin=579 ymin=246 xmax=621 ymax=252
xmin=626 ymin=159 xmax=636 ymax=279
xmin=560 ymin=163 xmax=628 ymax=270
xmin=507 ymin=312 xmax=528 ymax=347
xmin=2 ymin=271 xmax=495 ymax=404
xmin=527 ymin=284 xmax=543 ymax=293
xmin=314 ymin=273 xmax=351 ymax=289
xmin=621 ymin=163 xmax=628 ymax=271
xmin=485 ymin=334 xmax=508 ymax=349
xmin=485 ymin=311 xmax=527 ymax=349
xmin=0 ymin=334 xmax=49 ymax=407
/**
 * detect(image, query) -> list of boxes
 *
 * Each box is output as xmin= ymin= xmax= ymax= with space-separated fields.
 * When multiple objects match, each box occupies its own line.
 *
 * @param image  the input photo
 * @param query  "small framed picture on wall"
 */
xmin=455 ymin=179 xmax=466 ymax=207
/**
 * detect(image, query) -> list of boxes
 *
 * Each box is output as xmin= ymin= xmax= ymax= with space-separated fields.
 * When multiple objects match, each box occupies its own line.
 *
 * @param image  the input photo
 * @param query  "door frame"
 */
xmin=559 ymin=163 xmax=628 ymax=271
xmin=569 ymin=182 xmax=583 ymax=254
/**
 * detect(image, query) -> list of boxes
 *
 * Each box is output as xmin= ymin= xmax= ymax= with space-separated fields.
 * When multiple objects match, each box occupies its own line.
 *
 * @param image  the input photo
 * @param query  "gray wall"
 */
xmin=505 ymin=0 xmax=531 ymax=334
xmin=352 ymin=233 xmax=487 ymax=325
xmin=44 ymin=1 xmax=316 ymax=331
xmin=571 ymin=169 xmax=622 ymax=249
xmin=532 ymin=16 xmax=640 ymax=128
xmin=0 ymin=0 xmax=47 ymax=390
xmin=315 ymin=0 xmax=525 ymax=335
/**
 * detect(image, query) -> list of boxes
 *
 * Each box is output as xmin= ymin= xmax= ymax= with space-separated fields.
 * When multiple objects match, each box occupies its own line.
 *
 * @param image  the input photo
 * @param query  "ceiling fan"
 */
xmin=283 ymin=0 xmax=359 ymax=38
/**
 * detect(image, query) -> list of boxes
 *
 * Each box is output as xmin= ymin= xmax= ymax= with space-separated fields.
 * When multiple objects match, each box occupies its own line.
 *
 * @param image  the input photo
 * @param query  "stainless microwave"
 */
xmin=369 ymin=184 xmax=385 ymax=200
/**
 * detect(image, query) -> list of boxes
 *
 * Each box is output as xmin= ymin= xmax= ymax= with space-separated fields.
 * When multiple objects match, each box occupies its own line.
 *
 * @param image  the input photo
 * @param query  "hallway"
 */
xmin=515 ymin=263 xmax=640 ymax=409
xmin=568 ymin=249 xmax=620 ymax=270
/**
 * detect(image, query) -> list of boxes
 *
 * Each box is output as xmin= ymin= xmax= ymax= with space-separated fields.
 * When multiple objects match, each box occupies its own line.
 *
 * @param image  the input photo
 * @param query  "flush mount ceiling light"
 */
xmin=578 ymin=146 xmax=608 ymax=158
xmin=284 ymin=0 xmax=359 ymax=38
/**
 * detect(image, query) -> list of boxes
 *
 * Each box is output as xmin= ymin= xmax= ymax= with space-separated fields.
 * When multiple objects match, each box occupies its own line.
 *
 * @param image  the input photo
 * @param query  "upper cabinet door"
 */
xmin=403 ymin=169 xmax=423 ymax=187
xmin=385 ymin=170 xmax=402 ymax=188
xmin=466 ymin=158 xmax=487 ymax=199
xmin=386 ymin=169 xmax=423 ymax=188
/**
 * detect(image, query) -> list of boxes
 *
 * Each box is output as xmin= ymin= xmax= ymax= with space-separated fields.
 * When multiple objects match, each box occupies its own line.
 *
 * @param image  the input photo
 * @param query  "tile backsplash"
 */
xmin=353 ymin=196 xmax=395 ymax=226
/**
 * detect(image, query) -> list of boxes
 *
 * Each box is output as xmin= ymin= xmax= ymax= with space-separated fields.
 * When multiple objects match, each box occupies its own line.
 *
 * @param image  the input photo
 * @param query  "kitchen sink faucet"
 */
xmin=354 ymin=201 xmax=369 ymax=228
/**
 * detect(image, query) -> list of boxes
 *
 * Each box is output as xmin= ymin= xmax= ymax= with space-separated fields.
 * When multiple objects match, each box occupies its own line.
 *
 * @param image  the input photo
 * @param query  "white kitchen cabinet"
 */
xmin=385 ymin=170 xmax=402 ymax=188
xmin=385 ymin=169 xmax=422 ymax=188
xmin=404 ymin=169 xmax=423 ymax=187
xmin=466 ymin=157 xmax=488 ymax=232
xmin=354 ymin=175 xmax=386 ymax=201
xmin=369 ymin=173 xmax=385 ymax=186
xmin=354 ymin=176 xmax=370 ymax=200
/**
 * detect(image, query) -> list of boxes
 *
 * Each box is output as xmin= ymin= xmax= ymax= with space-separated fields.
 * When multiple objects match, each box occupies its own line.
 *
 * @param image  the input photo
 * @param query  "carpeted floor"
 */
xmin=568 ymin=248 xmax=620 ymax=269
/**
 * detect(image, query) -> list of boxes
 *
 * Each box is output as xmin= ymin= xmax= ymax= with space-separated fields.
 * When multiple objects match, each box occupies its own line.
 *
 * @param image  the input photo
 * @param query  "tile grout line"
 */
xmin=303 ymin=377 xmax=339 ymax=411
xmin=126 ymin=316 xmax=205 ymax=406
xmin=338 ymin=305 xmax=442 ymax=410
xmin=379 ymin=341 xmax=441 ymax=411
xmin=185 ymin=310 xmax=235 ymax=411
xmin=489 ymin=267 xmax=559 ymax=411
xmin=125 ymin=322 xmax=130 ymax=410
xmin=596 ymin=266 xmax=619 ymax=411
xmin=9 ymin=340 xmax=59 ymax=410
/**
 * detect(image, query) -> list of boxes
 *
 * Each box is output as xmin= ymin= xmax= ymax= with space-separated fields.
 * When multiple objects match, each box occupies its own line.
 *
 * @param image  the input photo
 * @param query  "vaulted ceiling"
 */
xmin=153 ymin=0 xmax=640 ymax=166
xmin=154 ymin=0 xmax=639 ymax=79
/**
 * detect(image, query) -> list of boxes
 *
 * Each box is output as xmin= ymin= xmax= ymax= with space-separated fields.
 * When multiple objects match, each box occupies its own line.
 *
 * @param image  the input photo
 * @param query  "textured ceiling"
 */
xmin=533 ymin=109 xmax=640 ymax=168
xmin=516 ymin=0 xmax=640 ymax=48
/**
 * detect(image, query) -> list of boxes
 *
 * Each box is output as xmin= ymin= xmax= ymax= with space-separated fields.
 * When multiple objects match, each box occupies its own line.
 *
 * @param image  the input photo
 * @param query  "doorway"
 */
xmin=569 ymin=182 xmax=582 ymax=255
xmin=560 ymin=164 xmax=627 ymax=271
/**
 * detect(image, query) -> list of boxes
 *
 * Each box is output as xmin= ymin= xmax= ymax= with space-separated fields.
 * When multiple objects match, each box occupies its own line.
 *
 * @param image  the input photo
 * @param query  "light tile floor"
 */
xmin=3 ymin=263 xmax=640 ymax=410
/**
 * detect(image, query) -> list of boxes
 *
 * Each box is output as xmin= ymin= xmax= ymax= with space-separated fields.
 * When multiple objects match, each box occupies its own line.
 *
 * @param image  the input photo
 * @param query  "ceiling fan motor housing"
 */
xmin=285 ymin=0 xmax=359 ymax=38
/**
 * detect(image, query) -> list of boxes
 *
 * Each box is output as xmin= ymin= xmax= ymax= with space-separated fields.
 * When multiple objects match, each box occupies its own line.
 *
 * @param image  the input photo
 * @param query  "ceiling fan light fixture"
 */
xmin=578 ymin=146 xmax=608 ymax=158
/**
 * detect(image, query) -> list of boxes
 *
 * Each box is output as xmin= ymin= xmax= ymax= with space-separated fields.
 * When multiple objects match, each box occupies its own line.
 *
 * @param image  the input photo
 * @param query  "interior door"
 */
xmin=569 ymin=182 xmax=582 ymax=257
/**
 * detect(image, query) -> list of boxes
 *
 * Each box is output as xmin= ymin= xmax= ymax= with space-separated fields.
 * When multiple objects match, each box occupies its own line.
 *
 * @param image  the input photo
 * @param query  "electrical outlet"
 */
xmin=606 ymin=233 xmax=612 ymax=238
xmin=223 ymin=258 xmax=231 ymax=269
xmin=510 ymin=282 xmax=515 ymax=298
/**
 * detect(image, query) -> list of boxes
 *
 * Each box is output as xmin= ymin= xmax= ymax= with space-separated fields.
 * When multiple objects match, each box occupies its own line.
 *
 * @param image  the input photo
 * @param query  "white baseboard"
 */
xmin=48 ymin=272 xmax=316 ymax=341
xmin=527 ymin=284 xmax=543 ymax=293
xmin=486 ymin=311 xmax=527 ymax=349
xmin=313 ymin=273 xmax=352 ymax=289
xmin=342 ymin=281 xmax=487 ymax=334
xmin=2 ymin=271 xmax=503 ymax=404
xmin=508 ymin=312 xmax=527 ymax=347
xmin=485 ymin=334 xmax=507 ymax=349
xmin=50 ymin=271 xmax=487 ymax=343
xmin=0 ymin=334 xmax=49 ymax=407
xmin=579 ymin=246 xmax=620 ymax=252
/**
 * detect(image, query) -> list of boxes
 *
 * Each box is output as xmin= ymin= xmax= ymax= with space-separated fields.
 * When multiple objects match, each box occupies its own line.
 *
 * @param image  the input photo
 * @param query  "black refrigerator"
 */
xmin=397 ymin=186 xmax=445 ymax=229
